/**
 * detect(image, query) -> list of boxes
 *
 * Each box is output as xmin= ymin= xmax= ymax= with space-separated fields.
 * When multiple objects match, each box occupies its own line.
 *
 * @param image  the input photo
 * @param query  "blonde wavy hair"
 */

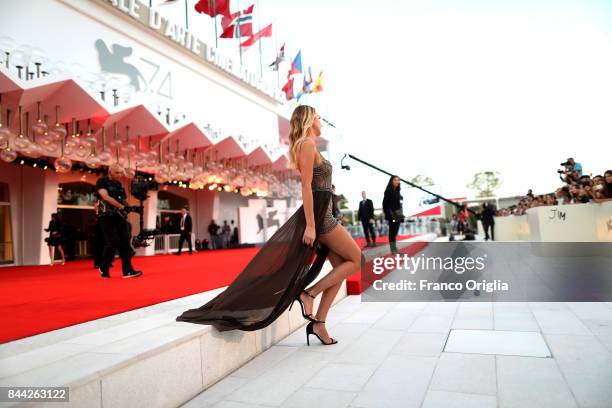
xmin=287 ymin=105 xmax=317 ymax=170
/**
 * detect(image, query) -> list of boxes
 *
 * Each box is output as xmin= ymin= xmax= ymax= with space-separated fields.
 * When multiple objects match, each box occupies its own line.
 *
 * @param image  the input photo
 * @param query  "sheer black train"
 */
xmin=176 ymin=157 xmax=339 ymax=331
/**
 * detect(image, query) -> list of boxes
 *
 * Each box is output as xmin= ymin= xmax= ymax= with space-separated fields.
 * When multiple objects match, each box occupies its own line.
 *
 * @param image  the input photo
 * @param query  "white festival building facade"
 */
xmin=0 ymin=0 xmax=330 ymax=266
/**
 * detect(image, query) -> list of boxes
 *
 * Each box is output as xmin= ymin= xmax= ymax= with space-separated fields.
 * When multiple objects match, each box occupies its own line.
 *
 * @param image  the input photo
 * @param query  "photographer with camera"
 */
xmin=558 ymin=157 xmax=582 ymax=184
xmin=95 ymin=164 xmax=143 ymax=279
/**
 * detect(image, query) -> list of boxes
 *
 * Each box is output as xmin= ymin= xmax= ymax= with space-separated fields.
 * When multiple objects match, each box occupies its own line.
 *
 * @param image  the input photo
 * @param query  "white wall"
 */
xmin=0 ymin=161 xmax=60 ymax=266
xmin=238 ymin=198 xmax=299 ymax=244
xmin=493 ymin=202 xmax=612 ymax=242
xmin=193 ymin=188 xmax=217 ymax=240
xmin=216 ymin=191 xmax=249 ymax=227
xmin=0 ymin=0 xmax=281 ymax=146
xmin=159 ymin=186 xmax=251 ymax=241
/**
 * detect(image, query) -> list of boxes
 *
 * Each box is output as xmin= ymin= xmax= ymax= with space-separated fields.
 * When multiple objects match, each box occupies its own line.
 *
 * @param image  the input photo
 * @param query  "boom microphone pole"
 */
xmin=341 ymin=153 xmax=476 ymax=215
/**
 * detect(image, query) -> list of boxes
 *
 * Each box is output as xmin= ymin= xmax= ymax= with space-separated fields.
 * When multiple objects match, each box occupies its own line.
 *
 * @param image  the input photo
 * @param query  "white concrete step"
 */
xmin=0 ymin=234 xmax=434 ymax=408
xmin=0 ymin=262 xmax=348 ymax=408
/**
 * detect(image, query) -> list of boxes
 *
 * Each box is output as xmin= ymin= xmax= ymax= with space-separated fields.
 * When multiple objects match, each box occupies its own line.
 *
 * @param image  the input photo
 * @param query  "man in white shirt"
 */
xmin=176 ymin=206 xmax=193 ymax=255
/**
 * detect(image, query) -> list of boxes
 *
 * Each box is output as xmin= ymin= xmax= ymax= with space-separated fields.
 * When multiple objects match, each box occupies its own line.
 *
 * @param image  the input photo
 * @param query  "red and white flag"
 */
xmin=220 ymin=4 xmax=254 ymax=38
xmin=240 ymin=23 xmax=272 ymax=51
xmin=194 ymin=0 xmax=231 ymax=18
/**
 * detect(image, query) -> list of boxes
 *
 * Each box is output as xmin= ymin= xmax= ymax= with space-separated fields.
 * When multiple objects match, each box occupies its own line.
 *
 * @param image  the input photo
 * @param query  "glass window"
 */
xmin=157 ymin=191 xmax=188 ymax=235
xmin=157 ymin=191 xmax=188 ymax=211
xmin=57 ymin=182 xmax=97 ymax=207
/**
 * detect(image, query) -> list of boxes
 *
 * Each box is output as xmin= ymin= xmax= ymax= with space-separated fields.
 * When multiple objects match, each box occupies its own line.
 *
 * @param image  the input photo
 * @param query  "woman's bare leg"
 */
xmin=305 ymin=225 xmax=364 ymax=342
xmin=299 ymin=225 xmax=362 ymax=316
xmin=315 ymin=251 xmax=344 ymax=322
xmin=310 ymin=225 xmax=363 ymax=295
xmin=311 ymin=251 xmax=344 ymax=342
xmin=58 ymin=246 xmax=65 ymax=264
xmin=48 ymin=246 xmax=54 ymax=266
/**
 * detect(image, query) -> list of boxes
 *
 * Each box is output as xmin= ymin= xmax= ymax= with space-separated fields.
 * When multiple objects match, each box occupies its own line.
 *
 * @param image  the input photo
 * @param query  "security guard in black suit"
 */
xmin=95 ymin=164 xmax=142 ymax=279
xmin=176 ymin=206 xmax=193 ymax=255
xmin=358 ymin=191 xmax=376 ymax=247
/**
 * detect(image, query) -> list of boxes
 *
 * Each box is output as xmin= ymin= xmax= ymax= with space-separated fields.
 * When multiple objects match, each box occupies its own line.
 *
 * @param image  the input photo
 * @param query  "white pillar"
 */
xmin=140 ymin=189 xmax=158 ymax=256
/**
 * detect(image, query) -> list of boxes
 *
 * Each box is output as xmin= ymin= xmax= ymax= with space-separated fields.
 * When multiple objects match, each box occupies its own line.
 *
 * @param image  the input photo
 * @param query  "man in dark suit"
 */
xmin=358 ymin=191 xmax=376 ymax=247
xmin=176 ymin=205 xmax=193 ymax=255
xmin=480 ymin=202 xmax=495 ymax=241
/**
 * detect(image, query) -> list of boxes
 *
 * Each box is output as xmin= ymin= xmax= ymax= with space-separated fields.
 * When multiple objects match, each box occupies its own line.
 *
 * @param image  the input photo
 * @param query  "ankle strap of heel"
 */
xmin=302 ymin=289 xmax=315 ymax=299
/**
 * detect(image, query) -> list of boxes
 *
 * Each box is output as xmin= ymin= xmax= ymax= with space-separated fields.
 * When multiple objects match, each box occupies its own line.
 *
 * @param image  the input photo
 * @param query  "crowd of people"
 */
xmin=44 ymin=176 xmax=242 ymax=273
xmin=158 ymin=211 xmax=240 ymax=251
xmin=497 ymin=158 xmax=612 ymax=216
xmin=43 ymin=156 xmax=610 ymax=267
xmin=206 ymin=219 xmax=239 ymax=250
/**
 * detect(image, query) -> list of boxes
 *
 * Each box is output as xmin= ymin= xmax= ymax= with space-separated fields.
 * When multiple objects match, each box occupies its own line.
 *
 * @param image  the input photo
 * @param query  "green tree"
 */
xmin=410 ymin=175 xmax=435 ymax=187
xmin=467 ymin=171 xmax=503 ymax=197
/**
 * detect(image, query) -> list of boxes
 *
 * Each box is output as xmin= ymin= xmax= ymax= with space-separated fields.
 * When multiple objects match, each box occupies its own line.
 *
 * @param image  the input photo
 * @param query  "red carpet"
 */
xmin=347 ymin=237 xmax=427 ymax=295
xmin=0 ymin=248 xmax=259 ymax=343
xmin=0 ymin=234 xmax=418 ymax=343
xmin=353 ymin=234 xmax=413 ymax=248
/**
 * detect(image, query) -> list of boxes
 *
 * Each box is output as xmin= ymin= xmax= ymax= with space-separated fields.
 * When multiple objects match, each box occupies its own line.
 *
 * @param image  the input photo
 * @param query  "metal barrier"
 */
xmin=346 ymin=222 xmax=440 ymax=239
xmin=153 ymin=233 xmax=195 ymax=254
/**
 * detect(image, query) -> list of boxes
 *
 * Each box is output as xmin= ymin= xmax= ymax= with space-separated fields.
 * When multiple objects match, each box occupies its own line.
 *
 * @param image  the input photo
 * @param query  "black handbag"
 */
xmin=391 ymin=208 xmax=405 ymax=221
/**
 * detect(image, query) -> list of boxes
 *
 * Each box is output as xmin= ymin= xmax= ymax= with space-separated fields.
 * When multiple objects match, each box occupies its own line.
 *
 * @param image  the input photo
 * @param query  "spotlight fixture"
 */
xmin=340 ymin=154 xmax=351 ymax=171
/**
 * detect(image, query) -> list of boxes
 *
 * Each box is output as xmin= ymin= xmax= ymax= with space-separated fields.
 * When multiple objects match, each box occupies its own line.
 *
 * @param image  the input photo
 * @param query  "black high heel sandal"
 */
xmin=306 ymin=321 xmax=338 ymax=346
xmin=289 ymin=290 xmax=318 ymax=322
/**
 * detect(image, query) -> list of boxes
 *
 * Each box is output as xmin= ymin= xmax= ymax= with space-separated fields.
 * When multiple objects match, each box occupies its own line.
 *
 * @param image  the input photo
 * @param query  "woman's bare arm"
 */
xmin=297 ymin=139 xmax=317 ymax=228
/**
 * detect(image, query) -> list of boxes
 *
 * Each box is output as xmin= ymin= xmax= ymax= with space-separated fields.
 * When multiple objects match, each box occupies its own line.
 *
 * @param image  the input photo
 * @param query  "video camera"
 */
xmin=129 ymin=175 xmax=160 ymax=248
xmin=558 ymin=162 xmax=572 ymax=174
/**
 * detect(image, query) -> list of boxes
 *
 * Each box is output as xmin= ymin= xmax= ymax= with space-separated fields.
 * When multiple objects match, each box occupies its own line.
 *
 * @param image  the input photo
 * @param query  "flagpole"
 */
xmin=273 ymin=19 xmax=279 ymax=89
xmin=237 ymin=0 xmax=243 ymax=67
xmin=212 ymin=0 xmax=218 ymax=47
xmin=256 ymin=0 xmax=263 ymax=78
xmin=184 ymin=0 xmax=189 ymax=29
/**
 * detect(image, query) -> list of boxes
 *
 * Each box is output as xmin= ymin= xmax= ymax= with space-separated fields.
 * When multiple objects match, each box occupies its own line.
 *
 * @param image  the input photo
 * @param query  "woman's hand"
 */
xmin=302 ymin=225 xmax=316 ymax=246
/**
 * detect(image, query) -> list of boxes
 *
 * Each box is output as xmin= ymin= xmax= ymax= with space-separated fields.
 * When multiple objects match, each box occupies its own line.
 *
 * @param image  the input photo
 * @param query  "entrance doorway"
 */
xmin=56 ymin=181 xmax=97 ymax=260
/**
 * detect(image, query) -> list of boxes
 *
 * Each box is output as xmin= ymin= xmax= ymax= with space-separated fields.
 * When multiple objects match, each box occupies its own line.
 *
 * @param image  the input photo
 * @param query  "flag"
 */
xmin=268 ymin=43 xmax=285 ymax=71
xmin=240 ymin=23 xmax=272 ymax=51
xmin=296 ymin=67 xmax=313 ymax=101
xmin=220 ymin=4 xmax=254 ymax=38
xmin=304 ymin=67 xmax=313 ymax=94
xmin=281 ymin=74 xmax=295 ymax=100
xmin=312 ymin=71 xmax=323 ymax=93
xmin=288 ymin=51 xmax=302 ymax=76
xmin=194 ymin=0 xmax=231 ymax=18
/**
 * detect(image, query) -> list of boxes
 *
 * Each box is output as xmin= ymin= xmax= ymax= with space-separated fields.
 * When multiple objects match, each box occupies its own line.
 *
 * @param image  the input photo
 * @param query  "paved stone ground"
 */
xmin=182 ymin=296 xmax=612 ymax=408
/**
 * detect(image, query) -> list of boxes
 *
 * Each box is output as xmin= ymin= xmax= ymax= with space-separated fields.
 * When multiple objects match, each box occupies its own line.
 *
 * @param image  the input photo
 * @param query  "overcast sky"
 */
xmin=254 ymin=0 xmax=612 ymax=210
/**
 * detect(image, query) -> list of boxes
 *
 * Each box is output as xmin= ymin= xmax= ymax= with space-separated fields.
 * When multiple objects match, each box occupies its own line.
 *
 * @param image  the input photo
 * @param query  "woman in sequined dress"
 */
xmin=177 ymin=105 xmax=363 ymax=345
